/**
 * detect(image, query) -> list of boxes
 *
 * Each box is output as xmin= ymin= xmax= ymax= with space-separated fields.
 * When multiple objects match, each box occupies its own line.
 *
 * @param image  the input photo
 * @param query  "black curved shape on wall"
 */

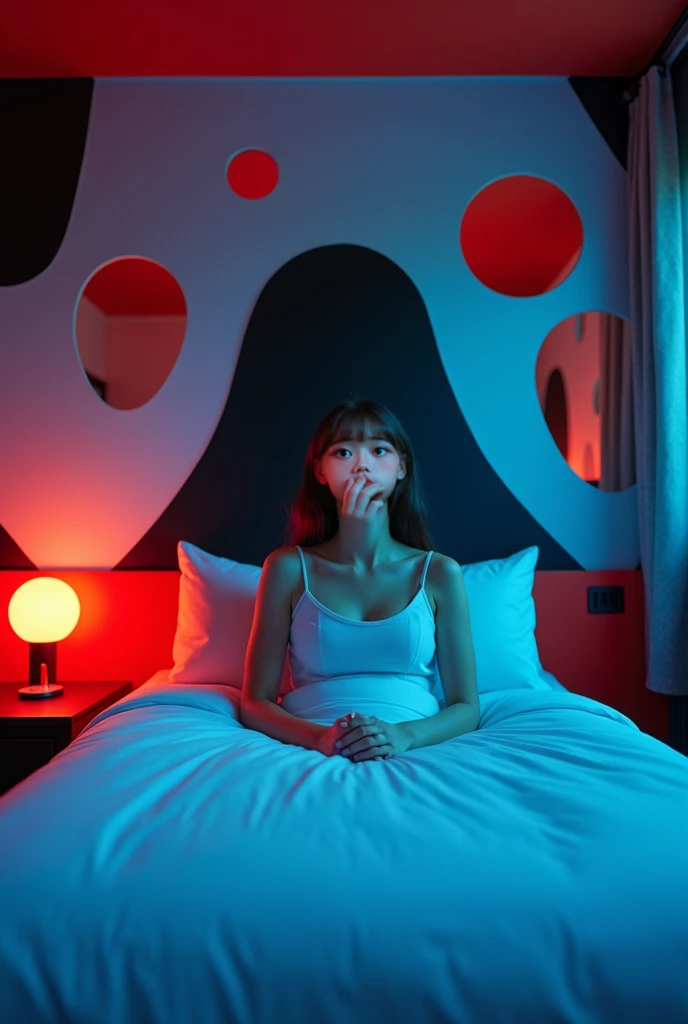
xmin=0 ymin=525 xmax=34 ymax=570
xmin=118 ymin=245 xmax=582 ymax=571
xmin=543 ymin=368 xmax=569 ymax=462
xmin=568 ymin=76 xmax=634 ymax=170
xmin=0 ymin=79 xmax=93 ymax=567
xmin=0 ymin=78 xmax=93 ymax=286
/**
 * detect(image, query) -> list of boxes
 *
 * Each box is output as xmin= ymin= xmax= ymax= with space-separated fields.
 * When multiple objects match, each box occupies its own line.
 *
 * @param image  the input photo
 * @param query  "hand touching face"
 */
xmin=339 ymin=476 xmax=386 ymax=521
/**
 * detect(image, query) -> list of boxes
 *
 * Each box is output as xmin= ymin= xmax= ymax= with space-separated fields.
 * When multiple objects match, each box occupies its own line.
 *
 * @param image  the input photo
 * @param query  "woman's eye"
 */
xmin=334 ymin=448 xmax=388 ymax=457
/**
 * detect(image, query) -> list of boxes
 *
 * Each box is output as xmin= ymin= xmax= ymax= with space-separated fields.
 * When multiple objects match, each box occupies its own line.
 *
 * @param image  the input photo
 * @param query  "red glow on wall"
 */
xmin=227 ymin=150 xmax=279 ymax=200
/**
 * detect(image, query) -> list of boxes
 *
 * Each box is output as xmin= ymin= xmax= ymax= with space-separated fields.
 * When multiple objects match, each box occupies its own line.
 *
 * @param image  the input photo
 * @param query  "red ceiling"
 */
xmin=1 ymin=0 xmax=684 ymax=78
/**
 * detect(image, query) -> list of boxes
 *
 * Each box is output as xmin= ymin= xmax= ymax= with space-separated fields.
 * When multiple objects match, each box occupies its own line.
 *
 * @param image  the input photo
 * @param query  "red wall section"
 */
xmin=0 ymin=568 xmax=668 ymax=745
xmin=533 ymin=569 xmax=667 ymax=743
xmin=0 ymin=571 xmax=180 ymax=693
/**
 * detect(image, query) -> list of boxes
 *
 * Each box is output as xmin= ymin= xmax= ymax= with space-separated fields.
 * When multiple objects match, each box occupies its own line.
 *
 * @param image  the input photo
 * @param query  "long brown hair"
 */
xmin=281 ymin=397 xmax=435 ymax=551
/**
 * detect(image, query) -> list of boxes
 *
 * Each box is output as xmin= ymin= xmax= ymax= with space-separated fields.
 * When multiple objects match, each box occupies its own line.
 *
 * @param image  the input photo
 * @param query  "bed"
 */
xmin=0 ymin=666 xmax=686 ymax=1024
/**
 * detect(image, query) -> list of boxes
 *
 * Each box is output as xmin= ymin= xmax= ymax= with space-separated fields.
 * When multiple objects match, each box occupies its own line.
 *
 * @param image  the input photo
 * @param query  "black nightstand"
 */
xmin=0 ymin=680 xmax=133 ymax=796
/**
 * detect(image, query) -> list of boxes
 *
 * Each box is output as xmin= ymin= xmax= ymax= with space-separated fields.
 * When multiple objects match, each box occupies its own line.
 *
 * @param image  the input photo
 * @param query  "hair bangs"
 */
xmin=322 ymin=409 xmax=399 ymax=456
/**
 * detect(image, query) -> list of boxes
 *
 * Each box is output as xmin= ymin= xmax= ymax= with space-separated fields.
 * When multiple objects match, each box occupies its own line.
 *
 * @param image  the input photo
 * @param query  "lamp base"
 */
xmin=18 ymin=683 xmax=64 ymax=700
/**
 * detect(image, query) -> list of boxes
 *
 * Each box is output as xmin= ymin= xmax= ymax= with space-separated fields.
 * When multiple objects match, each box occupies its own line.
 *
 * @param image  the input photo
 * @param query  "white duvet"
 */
xmin=0 ymin=671 xmax=687 ymax=1024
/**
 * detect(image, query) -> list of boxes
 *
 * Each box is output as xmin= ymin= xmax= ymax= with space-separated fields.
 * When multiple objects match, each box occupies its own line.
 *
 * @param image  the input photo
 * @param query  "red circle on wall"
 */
xmin=460 ymin=175 xmax=584 ymax=298
xmin=227 ymin=150 xmax=279 ymax=199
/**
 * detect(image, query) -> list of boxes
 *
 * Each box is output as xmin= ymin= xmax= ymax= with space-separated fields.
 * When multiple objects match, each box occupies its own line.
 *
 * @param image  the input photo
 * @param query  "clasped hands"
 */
xmin=319 ymin=711 xmax=411 ymax=762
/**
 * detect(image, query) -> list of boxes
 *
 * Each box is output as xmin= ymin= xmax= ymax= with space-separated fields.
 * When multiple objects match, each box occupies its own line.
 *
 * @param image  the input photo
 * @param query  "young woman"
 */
xmin=240 ymin=397 xmax=479 ymax=763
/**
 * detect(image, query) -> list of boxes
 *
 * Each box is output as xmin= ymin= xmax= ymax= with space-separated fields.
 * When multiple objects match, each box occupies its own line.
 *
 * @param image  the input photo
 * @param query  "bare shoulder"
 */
xmin=427 ymin=552 xmax=463 ymax=610
xmin=267 ymin=544 xmax=300 ymax=560
xmin=429 ymin=552 xmax=462 ymax=575
xmin=265 ymin=545 xmax=302 ymax=574
xmin=261 ymin=547 xmax=303 ymax=611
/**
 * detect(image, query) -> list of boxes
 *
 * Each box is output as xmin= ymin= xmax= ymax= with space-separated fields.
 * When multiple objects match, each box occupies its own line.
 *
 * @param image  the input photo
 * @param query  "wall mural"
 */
xmin=0 ymin=78 xmax=638 ymax=571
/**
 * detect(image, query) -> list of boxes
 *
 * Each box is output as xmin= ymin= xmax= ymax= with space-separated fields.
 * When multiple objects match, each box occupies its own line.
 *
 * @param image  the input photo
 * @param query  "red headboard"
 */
xmin=0 ymin=568 xmax=668 ymax=745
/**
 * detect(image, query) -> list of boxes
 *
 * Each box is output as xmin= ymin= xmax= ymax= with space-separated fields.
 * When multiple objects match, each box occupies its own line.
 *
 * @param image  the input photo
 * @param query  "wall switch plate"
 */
xmin=587 ymin=585 xmax=624 ymax=614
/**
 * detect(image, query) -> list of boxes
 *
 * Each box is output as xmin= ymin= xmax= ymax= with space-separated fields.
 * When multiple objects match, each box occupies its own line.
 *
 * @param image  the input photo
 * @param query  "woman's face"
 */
xmin=314 ymin=431 xmax=406 ymax=506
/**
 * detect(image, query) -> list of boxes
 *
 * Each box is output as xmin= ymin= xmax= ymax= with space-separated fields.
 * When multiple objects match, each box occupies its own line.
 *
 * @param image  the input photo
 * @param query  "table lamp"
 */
xmin=8 ymin=578 xmax=81 ymax=700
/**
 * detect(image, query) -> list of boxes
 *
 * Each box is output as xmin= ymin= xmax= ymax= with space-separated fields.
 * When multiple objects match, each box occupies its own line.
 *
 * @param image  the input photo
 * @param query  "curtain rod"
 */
xmin=621 ymin=4 xmax=688 ymax=104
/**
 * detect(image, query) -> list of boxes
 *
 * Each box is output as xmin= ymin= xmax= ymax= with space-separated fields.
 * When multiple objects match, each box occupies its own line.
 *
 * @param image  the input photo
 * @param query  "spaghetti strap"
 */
xmin=420 ymin=550 xmax=433 ymax=589
xmin=294 ymin=545 xmax=310 ymax=595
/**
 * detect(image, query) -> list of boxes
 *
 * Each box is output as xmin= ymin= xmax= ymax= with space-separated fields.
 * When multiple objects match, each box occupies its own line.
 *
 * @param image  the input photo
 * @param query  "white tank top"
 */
xmin=281 ymin=545 xmax=445 ymax=722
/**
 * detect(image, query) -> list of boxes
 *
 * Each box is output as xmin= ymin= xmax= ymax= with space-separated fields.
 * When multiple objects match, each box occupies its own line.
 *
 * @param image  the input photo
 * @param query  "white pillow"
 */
xmin=170 ymin=540 xmax=561 ymax=697
xmin=460 ymin=546 xmax=555 ymax=693
xmin=170 ymin=541 xmax=292 ymax=694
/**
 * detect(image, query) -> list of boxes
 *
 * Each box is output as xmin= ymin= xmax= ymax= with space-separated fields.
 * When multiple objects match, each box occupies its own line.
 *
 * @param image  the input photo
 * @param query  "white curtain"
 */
xmin=628 ymin=38 xmax=688 ymax=702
